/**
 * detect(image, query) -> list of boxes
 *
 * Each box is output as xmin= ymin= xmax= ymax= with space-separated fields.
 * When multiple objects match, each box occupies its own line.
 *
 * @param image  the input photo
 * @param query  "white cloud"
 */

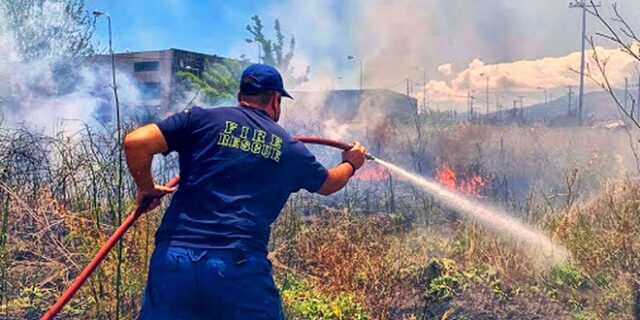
xmin=437 ymin=63 xmax=453 ymax=76
xmin=468 ymin=59 xmax=485 ymax=69
xmin=238 ymin=0 xmax=640 ymax=112
xmin=416 ymin=44 xmax=640 ymax=108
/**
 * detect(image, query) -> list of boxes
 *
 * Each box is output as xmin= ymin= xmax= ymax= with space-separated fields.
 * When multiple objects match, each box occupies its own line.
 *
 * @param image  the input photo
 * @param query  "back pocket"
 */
xmin=150 ymin=246 xmax=190 ymax=271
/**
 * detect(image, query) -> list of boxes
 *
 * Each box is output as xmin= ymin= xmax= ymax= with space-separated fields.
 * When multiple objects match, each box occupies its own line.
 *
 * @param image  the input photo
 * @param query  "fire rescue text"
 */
xmin=217 ymin=121 xmax=283 ymax=162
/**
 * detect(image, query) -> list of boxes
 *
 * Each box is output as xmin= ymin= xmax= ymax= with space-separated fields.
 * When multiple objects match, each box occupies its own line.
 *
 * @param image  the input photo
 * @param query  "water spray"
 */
xmin=295 ymin=136 xmax=569 ymax=262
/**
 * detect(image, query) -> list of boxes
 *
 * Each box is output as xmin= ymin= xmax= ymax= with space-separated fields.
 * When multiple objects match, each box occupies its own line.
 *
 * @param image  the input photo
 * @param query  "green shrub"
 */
xmin=547 ymin=265 xmax=591 ymax=290
xmin=572 ymin=310 xmax=599 ymax=320
xmin=426 ymin=258 xmax=509 ymax=302
xmin=278 ymin=273 xmax=369 ymax=320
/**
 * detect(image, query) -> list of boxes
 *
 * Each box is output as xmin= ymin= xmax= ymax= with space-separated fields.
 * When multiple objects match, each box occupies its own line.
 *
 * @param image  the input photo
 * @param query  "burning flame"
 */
xmin=436 ymin=164 xmax=486 ymax=198
xmin=354 ymin=162 xmax=390 ymax=181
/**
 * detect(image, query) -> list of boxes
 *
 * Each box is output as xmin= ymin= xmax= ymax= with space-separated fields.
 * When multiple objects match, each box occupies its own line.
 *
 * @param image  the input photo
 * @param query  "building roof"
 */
xmin=289 ymin=89 xmax=417 ymax=121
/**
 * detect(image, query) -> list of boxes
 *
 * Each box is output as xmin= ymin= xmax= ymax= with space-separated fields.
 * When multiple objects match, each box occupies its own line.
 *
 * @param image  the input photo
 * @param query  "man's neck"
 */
xmin=238 ymin=102 xmax=274 ymax=120
xmin=239 ymin=101 xmax=262 ymax=109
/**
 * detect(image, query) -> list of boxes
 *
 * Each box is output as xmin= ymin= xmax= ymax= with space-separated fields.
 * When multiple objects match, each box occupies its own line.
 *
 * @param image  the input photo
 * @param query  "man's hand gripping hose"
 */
xmin=292 ymin=136 xmax=375 ymax=176
xmin=341 ymin=141 xmax=367 ymax=176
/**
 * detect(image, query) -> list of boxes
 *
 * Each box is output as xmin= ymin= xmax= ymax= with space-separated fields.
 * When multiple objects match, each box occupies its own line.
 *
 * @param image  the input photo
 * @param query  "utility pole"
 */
xmin=518 ymin=96 xmax=525 ymax=117
xmin=467 ymin=93 xmax=471 ymax=120
xmin=630 ymin=75 xmax=640 ymax=119
xmin=467 ymin=93 xmax=477 ymax=121
xmin=415 ymin=67 xmax=428 ymax=112
xmin=537 ymin=86 xmax=548 ymax=108
xmin=567 ymin=85 xmax=574 ymax=114
xmin=470 ymin=95 xmax=476 ymax=120
xmin=93 ymin=10 xmax=124 ymax=320
xmin=422 ymin=68 xmax=427 ymax=112
xmin=625 ymin=77 xmax=629 ymax=110
xmin=637 ymin=74 xmax=640 ymax=119
xmin=570 ymin=0 xmax=601 ymax=126
xmin=485 ymin=76 xmax=490 ymax=115
xmin=406 ymin=78 xmax=410 ymax=97
xmin=357 ymin=59 xmax=363 ymax=90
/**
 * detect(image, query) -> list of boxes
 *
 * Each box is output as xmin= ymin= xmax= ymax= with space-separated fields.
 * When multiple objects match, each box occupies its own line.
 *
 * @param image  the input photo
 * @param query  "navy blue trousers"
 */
xmin=137 ymin=245 xmax=284 ymax=320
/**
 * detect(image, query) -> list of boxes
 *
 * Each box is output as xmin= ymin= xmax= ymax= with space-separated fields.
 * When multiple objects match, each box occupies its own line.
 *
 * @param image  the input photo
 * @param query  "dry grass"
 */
xmin=272 ymin=208 xmax=437 ymax=319
xmin=1 ymin=122 xmax=640 ymax=319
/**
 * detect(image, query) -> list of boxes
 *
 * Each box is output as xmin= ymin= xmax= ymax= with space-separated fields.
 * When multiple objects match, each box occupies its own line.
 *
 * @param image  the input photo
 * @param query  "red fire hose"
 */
xmin=293 ymin=136 xmax=375 ymax=160
xmin=42 ymin=137 xmax=370 ymax=319
xmin=41 ymin=176 xmax=180 ymax=320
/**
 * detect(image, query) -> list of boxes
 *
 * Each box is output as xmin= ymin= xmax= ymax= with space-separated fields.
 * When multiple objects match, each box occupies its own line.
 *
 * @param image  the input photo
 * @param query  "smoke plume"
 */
xmin=0 ymin=1 xmax=142 ymax=132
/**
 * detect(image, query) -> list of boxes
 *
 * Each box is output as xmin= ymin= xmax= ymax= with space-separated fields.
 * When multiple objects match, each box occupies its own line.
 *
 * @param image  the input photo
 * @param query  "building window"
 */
xmin=134 ymin=61 xmax=160 ymax=72
xmin=140 ymin=82 xmax=161 ymax=99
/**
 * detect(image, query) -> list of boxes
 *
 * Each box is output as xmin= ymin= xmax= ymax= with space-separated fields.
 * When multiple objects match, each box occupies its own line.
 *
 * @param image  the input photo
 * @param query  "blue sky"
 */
xmin=84 ymin=0 xmax=640 ymax=96
xmin=85 ymin=0 xmax=357 ymax=86
xmin=86 ymin=0 xmax=279 ymax=58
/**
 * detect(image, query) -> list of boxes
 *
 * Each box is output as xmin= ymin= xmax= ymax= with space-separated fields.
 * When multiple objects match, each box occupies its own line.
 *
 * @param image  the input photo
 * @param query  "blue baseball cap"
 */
xmin=240 ymin=64 xmax=293 ymax=99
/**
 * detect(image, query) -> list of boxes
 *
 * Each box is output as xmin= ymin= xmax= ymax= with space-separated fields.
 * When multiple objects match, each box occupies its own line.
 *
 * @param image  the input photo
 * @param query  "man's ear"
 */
xmin=269 ymin=93 xmax=278 ymax=108
xmin=273 ymin=92 xmax=281 ymax=105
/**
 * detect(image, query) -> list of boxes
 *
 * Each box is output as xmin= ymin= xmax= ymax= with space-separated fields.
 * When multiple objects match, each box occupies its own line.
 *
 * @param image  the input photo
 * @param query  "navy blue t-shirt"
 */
xmin=154 ymin=105 xmax=328 ymax=253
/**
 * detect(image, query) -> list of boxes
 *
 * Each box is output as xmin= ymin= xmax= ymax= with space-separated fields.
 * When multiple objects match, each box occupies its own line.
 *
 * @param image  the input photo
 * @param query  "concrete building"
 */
xmin=88 ymin=50 xmax=417 ymax=133
xmin=89 ymin=48 xmax=226 ymax=113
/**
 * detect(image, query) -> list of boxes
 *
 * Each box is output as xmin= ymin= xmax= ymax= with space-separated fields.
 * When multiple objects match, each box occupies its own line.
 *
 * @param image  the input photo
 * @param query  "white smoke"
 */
xmin=256 ymin=0 xmax=640 ymax=110
xmin=0 ymin=1 xmax=143 ymax=133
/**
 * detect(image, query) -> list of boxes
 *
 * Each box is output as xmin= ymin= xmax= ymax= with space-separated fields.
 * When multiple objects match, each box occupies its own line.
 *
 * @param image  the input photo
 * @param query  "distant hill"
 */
xmin=481 ymin=89 xmax=631 ymax=127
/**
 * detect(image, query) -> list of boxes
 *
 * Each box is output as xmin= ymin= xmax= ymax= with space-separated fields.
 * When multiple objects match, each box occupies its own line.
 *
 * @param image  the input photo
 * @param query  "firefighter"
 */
xmin=124 ymin=63 xmax=367 ymax=319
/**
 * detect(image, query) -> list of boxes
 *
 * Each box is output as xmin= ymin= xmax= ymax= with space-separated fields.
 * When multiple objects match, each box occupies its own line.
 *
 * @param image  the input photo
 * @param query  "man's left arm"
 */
xmin=124 ymin=124 xmax=176 ymax=209
xmin=289 ymin=141 xmax=366 ymax=196
xmin=317 ymin=142 xmax=366 ymax=196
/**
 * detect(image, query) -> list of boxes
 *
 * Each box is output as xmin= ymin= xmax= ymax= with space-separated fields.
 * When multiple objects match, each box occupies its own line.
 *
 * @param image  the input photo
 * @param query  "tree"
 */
xmin=0 ymin=0 xmax=95 ymax=61
xmin=176 ymin=59 xmax=246 ymax=107
xmin=178 ymin=15 xmax=309 ymax=106
xmin=246 ymin=15 xmax=309 ymax=87
xmin=585 ymin=1 xmax=640 ymax=130
xmin=585 ymin=3 xmax=640 ymax=317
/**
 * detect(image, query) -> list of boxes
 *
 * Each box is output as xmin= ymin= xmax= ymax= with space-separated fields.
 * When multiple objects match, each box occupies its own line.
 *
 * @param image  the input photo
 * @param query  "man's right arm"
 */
xmin=317 ymin=142 xmax=367 ymax=196
xmin=124 ymin=124 xmax=177 ymax=211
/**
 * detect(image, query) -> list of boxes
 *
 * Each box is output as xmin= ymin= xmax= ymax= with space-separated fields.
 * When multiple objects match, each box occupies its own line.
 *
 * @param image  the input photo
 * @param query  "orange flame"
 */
xmin=353 ymin=162 xmax=389 ymax=181
xmin=436 ymin=164 xmax=486 ymax=198
xmin=436 ymin=164 xmax=457 ymax=190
